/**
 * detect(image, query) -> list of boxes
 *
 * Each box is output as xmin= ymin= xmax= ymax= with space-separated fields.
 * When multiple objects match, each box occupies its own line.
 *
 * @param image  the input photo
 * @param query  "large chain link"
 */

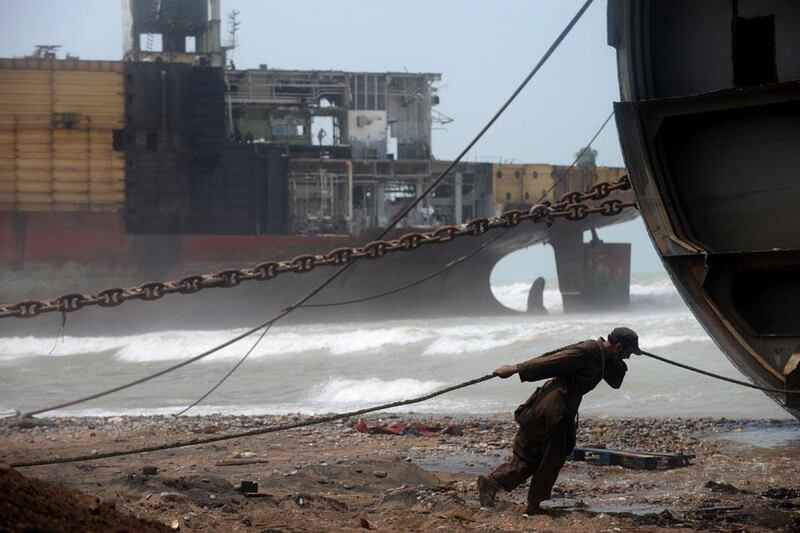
xmin=0 ymin=176 xmax=635 ymax=319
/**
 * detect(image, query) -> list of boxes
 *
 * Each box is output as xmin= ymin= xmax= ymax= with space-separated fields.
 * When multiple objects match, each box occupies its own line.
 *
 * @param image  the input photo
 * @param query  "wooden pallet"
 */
xmin=569 ymin=447 xmax=695 ymax=470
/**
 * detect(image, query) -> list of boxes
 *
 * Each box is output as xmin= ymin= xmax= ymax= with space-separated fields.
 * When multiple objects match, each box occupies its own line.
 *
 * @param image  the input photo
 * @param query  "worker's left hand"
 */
xmin=494 ymin=365 xmax=518 ymax=378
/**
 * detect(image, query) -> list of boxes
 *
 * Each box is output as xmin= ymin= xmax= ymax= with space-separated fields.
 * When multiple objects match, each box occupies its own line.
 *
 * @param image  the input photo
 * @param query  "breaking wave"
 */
xmin=643 ymin=333 xmax=711 ymax=349
xmin=307 ymin=377 xmax=445 ymax=405
xmin=490 ymin=274 xmax=683 ymax=313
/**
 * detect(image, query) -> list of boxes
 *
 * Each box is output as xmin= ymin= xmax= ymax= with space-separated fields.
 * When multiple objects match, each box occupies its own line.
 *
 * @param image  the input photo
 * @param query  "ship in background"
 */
xmin=0 ymin=0 xmax=636 ymax=335
xmin=609 ymin=0 xmax=800 ymax=417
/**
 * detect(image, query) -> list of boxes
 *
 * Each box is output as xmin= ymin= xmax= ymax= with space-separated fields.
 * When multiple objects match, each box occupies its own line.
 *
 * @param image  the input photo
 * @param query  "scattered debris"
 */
xmin=359 ymin=516 xmax=376 ymax=529
xmin=215 ymin=459 xmax=270 ymax=467
xmin=569 ymin=447 xmax=695 ymax=470
xmin=686 ymin=505 xmax=743 ymax=513
xmin=234 ymin=480 xmax=258 ymax=494
xmin=704 ymin=480 xmax=747 ymax=494
xmin=761 ymin=488 xmax=800 ymax=500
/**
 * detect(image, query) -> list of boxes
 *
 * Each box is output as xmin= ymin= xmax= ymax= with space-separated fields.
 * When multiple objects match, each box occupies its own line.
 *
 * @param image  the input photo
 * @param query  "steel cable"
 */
xmin=174 ymin=322 xmax=274 ymax=416
xmin=641 ymin=350 xmax=800 ymax=395
xmin=17 ymin=0 xmax=596 ymax=418
xmin=10 ymin=373 xmax=498 ymax=468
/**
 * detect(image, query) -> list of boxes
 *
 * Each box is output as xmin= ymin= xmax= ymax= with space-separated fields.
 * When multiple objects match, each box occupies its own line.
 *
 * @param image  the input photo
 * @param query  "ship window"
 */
xmin=514 ymin=170 xmax=522 ymax=179
xmin=146 ymin=132 xmax=158 ymax=151
xmin=496 ymin=171 xmax=503 ymax=179
xmin=533 ymin=171 xmax=539 ymax=178
xmin=112 ymin=129 xmax=125 ymax=151
xmin=505 ymin=192 xmax=512 ymax=200
xmin=139 ymin=33 xmax=163 ymax=53
xmin=734 ymin=15 xmax=778 ymax=87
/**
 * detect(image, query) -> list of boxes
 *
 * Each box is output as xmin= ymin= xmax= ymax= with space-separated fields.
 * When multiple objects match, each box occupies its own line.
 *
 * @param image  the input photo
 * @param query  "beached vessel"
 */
xmin=0 ymin=0 xmax=637 ymax=334
xmin=609 ymin=0 xmax=800 ymax=416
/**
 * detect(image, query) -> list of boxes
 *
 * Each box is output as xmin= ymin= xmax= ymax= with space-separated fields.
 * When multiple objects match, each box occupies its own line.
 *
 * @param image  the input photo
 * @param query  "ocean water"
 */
xmin=0 ymin=274 xmax=790 ymax=420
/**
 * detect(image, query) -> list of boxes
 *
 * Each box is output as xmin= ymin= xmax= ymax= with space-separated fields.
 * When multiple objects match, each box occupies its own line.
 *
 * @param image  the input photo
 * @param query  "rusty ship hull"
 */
xmin=609 ymin=0 xmax=800 ymax=417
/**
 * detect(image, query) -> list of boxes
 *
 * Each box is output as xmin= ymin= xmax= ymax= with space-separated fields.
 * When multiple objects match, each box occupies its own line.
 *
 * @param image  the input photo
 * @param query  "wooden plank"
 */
xmin=16 ymin=203 xmax=55 ymax=212
xmin=89 ymin=192 xmax=124 ymax=204
xmin=0 ymin=71 xmax=50 ymax=82
xmin=0 ymin=58 xmax=123 ymax=73
xmin=89 ymin=203 xmax=120 ymax=212
xmin=53 ymin=191 xmax=89 ymax=203
xmin=51 ymin=173 xmax=89 ymax=183
xmin=15 ymin=130 xmax=52 ymax=143
xmin=0 ymin=118 xmax=51 ymax=129
xmin=16 ymin=160 xmax=51 ymax=171
xmin=53 ymin=181 xmax=89 ymax=193
xmin=89 ymin=169 xmax=125 ymax=180
xmin=16 ymin=169 xmax=51 ymax=180
xmin=53 ymin=129 xmax=90 ymax=142
xmin=53 ymin=164 xmax=91 ymax=175
xmin=17 ymin=181 xmax=53 ymax=193
xmin=16 ymin=146 xmax=52 ymax=157
xmin=0 ymin=93 xmax=50 ymax=106
xmin=89 ymin=182 xmax=124 ymax=193
xmin=17 ymin=192 xmax=53 ymax=203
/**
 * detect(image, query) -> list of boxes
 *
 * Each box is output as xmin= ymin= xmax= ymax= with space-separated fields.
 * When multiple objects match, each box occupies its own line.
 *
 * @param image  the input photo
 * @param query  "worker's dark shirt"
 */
xmin=512 ymin=338 xmax=627 ymax=447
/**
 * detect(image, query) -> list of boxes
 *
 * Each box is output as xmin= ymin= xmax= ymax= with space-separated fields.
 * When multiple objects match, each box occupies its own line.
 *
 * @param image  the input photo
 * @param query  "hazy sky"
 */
xmin=0 ymin=0 xmax=665 ymax=278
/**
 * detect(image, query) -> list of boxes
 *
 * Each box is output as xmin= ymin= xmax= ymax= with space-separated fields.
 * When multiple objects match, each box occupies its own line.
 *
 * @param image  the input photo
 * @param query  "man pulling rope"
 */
xmin=478 ymin=327 xmax=640 ymax=516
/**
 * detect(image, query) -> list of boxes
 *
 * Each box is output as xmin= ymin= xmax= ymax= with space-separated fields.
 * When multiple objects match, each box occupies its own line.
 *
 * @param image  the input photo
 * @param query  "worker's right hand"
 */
xmin=494 ymin=365 xmax=518 ymax=379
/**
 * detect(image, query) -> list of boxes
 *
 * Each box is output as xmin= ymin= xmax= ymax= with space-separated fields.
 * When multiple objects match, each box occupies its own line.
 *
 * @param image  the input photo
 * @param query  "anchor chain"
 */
xmin=0 ymin=176 xmax=635 ymax=319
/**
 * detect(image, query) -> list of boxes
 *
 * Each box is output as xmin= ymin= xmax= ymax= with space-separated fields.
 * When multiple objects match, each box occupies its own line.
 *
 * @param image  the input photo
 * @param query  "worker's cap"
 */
xmin=608 ymin=327 xmax=642 ymax=355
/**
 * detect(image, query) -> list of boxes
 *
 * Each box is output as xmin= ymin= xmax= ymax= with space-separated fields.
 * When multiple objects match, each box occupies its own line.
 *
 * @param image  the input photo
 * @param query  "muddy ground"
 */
xmin=2 ymin=415 xmax=800 ymax=532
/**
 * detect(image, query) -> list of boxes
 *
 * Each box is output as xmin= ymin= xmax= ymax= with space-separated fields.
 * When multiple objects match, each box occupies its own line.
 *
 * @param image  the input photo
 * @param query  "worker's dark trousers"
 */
xmin=489 ymin=417 xmax=572 ymax=503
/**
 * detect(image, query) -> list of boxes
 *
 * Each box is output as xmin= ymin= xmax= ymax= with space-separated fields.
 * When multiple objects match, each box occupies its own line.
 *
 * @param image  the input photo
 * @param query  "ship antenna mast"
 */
xmin=224 ymin=10 xmax=240 ymax=66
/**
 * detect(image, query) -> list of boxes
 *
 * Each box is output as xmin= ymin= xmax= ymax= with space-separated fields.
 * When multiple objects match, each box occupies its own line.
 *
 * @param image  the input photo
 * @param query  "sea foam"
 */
xmin=307 ymin=377 xmax=445 ymax=404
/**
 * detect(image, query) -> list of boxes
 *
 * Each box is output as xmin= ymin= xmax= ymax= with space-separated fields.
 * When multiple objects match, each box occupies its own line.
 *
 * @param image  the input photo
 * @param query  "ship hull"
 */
xmin=0 ymin=208 xmax=635 ymax=336
xmin=610 ymin=1 xmax=800 ymax=418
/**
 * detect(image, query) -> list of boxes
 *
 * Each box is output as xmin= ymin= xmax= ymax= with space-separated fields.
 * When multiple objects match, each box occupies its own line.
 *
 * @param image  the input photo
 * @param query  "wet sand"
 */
xmin=2 ymin=414 xmax=799 ymax=532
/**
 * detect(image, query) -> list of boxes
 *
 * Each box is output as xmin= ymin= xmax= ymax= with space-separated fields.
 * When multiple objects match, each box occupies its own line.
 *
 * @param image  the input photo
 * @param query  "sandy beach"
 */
xmin=2 ymin=414 xmax=800 ymax=531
